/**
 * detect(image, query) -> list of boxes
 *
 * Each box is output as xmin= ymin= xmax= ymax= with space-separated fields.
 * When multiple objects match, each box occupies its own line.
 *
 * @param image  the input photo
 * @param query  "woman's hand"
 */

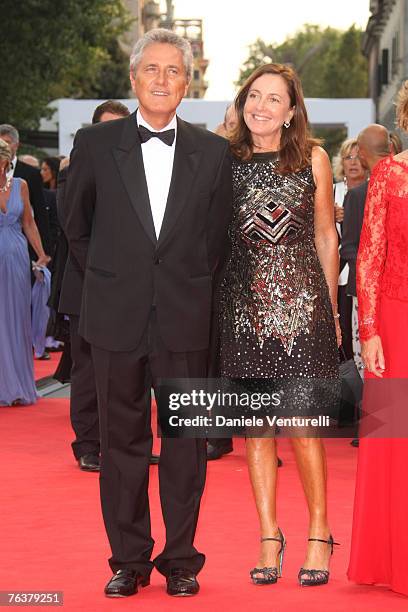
xmin=34 ymin=254 xmax=51 ymax=268
xmin=335 ymin=318 xmax=342 ymax=347
xmin=361 ymin=335 xmax=385 ymax=377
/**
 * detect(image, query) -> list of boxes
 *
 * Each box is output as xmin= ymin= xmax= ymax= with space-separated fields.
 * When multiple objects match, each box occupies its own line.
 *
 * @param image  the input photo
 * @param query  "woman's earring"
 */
xmin=283 ymin=121 xmax=291 ymax=129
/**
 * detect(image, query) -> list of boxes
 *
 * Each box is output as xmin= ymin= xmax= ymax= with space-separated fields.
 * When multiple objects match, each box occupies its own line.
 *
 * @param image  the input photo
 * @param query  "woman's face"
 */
xmin=40 ymin=161 xmax=52 ymax=185
xmin=243 ymin=74 xmax=295 ymax=140
xmin=343 ymin=145 xmax=365 ymax=183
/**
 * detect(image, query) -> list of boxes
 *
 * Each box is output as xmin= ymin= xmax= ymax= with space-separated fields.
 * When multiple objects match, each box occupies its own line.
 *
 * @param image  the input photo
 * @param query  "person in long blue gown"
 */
xmin=0 ymin=139 xmax=50 ymax=406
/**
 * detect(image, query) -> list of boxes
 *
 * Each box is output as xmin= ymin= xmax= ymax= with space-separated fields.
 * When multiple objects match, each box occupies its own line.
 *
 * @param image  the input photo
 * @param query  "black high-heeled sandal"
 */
xmin=250 ymin=527 xmax=286 ymax=585
xmin=298 ymin=535 xmax=339 ymax=586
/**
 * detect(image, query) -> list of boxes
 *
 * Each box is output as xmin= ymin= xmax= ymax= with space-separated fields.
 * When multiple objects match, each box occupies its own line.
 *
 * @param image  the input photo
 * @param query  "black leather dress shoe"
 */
xmin=207 ymin=439 xmax=233 ymax=460
xmin=105 ymin=569 xmax=150 ymax=598
xmin=166 ymin=568 xmax=199 ymax=597
xmin=78 ymin=454 xmax=100 ymax=472
xmin=149 ymin=453 xmax=160 ymax=465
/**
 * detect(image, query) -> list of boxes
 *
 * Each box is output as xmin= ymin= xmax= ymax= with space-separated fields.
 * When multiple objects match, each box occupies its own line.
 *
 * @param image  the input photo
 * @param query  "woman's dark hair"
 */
xmin=42 ymin=156 xmax=60 ymax=188
xmin=230 ymin=63 xmax=321 ymax=173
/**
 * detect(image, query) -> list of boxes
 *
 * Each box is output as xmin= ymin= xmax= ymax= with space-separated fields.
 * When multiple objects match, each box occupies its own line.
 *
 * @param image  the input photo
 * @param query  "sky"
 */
xmin=166 ymin=0 xmax=371 ymax=99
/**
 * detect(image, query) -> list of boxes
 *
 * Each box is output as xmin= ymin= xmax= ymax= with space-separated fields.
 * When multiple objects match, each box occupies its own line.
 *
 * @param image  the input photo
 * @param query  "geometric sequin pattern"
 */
xmin=220 ymin=152 xmax=338 ymax=380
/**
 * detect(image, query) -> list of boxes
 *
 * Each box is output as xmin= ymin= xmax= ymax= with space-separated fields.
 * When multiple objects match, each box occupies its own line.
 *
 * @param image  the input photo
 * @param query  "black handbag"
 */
xmin=338 ymin=346 xmax=364 ymax=424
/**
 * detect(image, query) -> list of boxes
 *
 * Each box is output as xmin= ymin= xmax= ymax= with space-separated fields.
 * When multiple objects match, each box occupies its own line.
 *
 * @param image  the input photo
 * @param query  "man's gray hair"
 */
xmin=0 ymin=124 xmax=19 ymax=144
xmin=129 ymin=28 xmax=193 ymax=82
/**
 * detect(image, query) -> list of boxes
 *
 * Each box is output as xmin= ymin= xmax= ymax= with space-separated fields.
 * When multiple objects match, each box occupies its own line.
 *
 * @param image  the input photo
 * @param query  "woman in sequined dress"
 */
xmin=219 ymin=64 xmax=341 ymax=586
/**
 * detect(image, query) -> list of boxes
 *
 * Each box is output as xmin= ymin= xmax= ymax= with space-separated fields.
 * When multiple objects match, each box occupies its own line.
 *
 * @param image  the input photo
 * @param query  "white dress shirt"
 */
xmin=137 ymin=109 xmax=177 ymax=239
xmin=7 ymin=156 xmax=17 ymax=180
xmin=333 ymin=180 xmax=349 ymax=286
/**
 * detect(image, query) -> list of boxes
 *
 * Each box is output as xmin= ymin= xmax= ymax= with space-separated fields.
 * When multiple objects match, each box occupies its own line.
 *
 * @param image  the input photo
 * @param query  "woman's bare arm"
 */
xmin=312 ymin=146 xmax=341 ymax=345
xmin=20 ymin=180 xmax=50 ymax=266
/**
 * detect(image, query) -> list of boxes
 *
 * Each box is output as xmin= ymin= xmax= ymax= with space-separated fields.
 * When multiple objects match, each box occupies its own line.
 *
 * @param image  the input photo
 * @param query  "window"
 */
xmin=193 ymin=69 xmax=200 ymax=81
xmin=377 ymin=63 xmax=382 ymax=96
xmin=392 ymin=31 xmax=400 ymax=77
xmin=193 ymin=91 xmax=200 ymax=98
xmin=381 ymin=48 xmax=389 ymax=85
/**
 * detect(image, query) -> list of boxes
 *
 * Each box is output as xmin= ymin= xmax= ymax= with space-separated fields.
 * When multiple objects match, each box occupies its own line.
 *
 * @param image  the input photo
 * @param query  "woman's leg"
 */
xmin=246 ymin=437 xmax=281 ymax=575
xmin=291 ymin=437 xmax=333 ymax=573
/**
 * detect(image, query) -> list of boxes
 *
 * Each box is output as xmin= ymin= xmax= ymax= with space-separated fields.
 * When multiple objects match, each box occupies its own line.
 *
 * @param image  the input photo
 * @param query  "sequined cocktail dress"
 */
xmin=220 ymin=152 xmax=338 ymax=411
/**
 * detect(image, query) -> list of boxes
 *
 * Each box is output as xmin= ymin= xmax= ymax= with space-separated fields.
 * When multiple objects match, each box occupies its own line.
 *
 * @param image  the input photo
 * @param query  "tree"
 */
xmin=0 ymin=0 xmax=132 ymax=129
xmin=323 ymin=26 xmax=368 ymax=98
xmin=87 ymin=39 xmax=131 ymax=100
xmin=237 ymin=24 xmax=368 ymax=98
xmin=238 ymin=25 xmax=341 ymax=97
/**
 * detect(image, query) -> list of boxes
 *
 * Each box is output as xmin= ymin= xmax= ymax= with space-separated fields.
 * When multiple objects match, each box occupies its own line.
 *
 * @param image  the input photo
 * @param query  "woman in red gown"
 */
xmin=348 ymin=81 xmax=408 ymax=596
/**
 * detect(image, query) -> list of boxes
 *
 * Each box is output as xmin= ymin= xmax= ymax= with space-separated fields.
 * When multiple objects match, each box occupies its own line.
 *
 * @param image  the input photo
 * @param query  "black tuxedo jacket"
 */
xmin=14 ymin=160 xmax=51 ymax=254
xmin=60 ymin=112 xmax=232 ymax=352
xmin=57 ymin=167 xmax=83 ymax=315
xmin=340 ymin=181 xmax=368 ymax=297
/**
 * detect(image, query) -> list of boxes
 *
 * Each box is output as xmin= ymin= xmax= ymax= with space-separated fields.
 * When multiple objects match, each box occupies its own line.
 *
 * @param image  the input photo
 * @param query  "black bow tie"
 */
xmin=138 ymin=124 xmax=175 ymax=146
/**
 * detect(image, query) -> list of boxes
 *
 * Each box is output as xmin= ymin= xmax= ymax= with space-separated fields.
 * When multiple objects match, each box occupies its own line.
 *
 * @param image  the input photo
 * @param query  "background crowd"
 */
xmin=0 ymin=94 xmax=403 ymax=448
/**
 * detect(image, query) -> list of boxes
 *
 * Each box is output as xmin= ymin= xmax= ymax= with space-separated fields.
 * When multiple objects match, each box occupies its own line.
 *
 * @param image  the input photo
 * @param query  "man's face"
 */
xmin=0 ymin=134 xmax=18 ymax=158
xmin=225 ymin=106 xmax=238 ymax=135
xmin=130 ymin=43 xmax=189 ymax=126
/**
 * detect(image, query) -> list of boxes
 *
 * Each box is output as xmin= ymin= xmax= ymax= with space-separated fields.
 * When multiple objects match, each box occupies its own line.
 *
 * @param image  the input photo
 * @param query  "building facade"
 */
xmin=364 ymin=0 xmax=408 ymax=129
xmin=121 ymin=1 xmax=162 ymax=55
xmin=173 ymin=19 xmax=208 ymax=98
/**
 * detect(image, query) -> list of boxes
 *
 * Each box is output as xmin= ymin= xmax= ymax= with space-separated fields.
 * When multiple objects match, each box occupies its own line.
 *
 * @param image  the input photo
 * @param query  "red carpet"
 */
xmin=1 ymin=397 xmax=408 ymax=611
xmin=33 ymin=351 xmax=61 ymax=380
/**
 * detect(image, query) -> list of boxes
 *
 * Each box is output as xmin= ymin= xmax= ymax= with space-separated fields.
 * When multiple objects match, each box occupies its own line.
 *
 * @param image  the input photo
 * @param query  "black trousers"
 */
xmin=91 ymin=311 xmax=207 ymax=578
xmin=69 ymin=315 xmax=100 ymax=459
xmin=337 ymin=285 xmax=353 ymax=361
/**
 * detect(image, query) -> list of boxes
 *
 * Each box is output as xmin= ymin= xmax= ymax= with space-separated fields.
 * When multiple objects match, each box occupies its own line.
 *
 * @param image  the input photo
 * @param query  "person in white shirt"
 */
xmin=61 ymin=28 xmax=232 ymax=599
xmin=332 ymin=138 xmax=366 ymax=361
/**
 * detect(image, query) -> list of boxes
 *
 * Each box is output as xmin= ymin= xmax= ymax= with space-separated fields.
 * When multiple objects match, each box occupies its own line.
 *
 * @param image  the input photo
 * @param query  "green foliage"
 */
xmin=0 ymin=0 xmax=133 ymax=129
xmin=313 ymin=127 xmax=348 ymax=162
xmin=87 ymin=39 xmax=131 ymax=100
xmin=323 ymin=25 xmax=368 ymax=98
xmin=237 ymin=24 xmax=368 ymax=98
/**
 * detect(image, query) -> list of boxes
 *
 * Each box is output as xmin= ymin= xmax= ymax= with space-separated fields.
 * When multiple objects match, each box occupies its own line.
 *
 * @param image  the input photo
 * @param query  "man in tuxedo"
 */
xmin=0 ymin=124 xmax=51 ymax=256
xmin=340 ymin=125 xmax=390 ymax=435
xmin=58 ymin=101 xmax=135 ymax=473
xmin=61 ymin=29 xmax=232 ymax=598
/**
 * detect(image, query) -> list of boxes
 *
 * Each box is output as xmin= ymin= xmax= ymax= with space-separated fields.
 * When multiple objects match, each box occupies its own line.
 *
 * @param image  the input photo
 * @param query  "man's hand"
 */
xmin=334 ymin=204 xmax=344 ymax=223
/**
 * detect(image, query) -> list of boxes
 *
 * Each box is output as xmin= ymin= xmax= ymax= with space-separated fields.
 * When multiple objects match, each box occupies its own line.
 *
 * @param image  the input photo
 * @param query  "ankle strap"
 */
xmin=261 ymin=527 xmax=284 ymax=544
xmin=261 ymin=537 xmax=281 ymax=543
xmin=308 ymin=537 xmax=340 ymax=546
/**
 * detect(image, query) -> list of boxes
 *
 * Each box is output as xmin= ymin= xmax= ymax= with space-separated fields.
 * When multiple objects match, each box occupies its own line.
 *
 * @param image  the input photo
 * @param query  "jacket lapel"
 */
xmin=157 ymin=117 xmax=202 ymax=247
xmin=112 ymin=112 xmax=156 ymax=244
